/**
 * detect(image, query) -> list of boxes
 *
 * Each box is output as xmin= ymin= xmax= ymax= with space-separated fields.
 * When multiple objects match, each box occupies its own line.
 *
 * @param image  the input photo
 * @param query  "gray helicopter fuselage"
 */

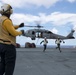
xmin=24 ymin=29 xmax=75 ymax=40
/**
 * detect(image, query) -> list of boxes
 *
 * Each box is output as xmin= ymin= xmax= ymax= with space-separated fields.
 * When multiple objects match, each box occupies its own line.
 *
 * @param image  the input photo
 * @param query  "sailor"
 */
xmin=40 ymin=37 xmax=48 ymax=52
xmin=55 ymin=37 xmax=62 ymax=52
xmin=0 ymin=4 xmax=24 ymax=75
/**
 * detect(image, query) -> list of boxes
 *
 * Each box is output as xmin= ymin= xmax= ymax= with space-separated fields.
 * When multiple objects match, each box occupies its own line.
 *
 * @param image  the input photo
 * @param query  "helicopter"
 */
xmin=23 ymin=24 xmax=75 ymax=42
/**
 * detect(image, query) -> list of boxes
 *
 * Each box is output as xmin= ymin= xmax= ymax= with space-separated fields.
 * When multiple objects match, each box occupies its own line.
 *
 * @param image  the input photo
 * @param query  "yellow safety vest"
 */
xmin=0 ymin=16 xmax=16 ymax=46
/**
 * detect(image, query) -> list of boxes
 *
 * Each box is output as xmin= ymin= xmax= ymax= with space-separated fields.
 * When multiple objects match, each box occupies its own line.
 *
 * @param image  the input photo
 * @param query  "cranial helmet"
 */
xmin=0 ymin=4 xmax=13 ymax=15
xmin=44 ymin=37 xmax=46 ymax=39
xmin=58 ymin=37 xmax=60 ymax=39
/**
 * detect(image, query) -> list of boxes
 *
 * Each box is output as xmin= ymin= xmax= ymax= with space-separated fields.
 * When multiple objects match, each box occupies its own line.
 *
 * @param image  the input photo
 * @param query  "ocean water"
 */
xmin=43 ymin=45 xmax=76 ymax=48
xmin=21 ymin=45 xmax=76 ymax=48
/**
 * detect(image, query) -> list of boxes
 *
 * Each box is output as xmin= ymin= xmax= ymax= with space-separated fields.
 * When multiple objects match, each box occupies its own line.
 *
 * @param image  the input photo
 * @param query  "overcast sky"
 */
xmin=0 ymin=0 xmax=76 ymax=46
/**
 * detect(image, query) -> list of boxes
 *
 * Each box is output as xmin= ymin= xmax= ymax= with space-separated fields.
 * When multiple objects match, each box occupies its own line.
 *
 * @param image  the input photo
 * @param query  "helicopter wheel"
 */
xmin=31 ymin=38 xmax=35 ymax=40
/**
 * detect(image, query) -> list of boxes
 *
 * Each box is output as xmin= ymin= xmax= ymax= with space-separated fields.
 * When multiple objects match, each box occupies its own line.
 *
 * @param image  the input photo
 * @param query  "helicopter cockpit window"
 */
xmin=47 ymin=31 xmax=53 ymax=34
xmin=32 ymin=31 xmax=35 ymax=35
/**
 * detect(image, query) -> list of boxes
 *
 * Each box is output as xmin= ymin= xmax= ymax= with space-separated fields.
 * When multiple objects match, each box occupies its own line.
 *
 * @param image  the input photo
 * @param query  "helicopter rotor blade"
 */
xmin=24 ymin=25 xmax=44 ymax=28
xmin=24 ymin=25 xmax=35 ymax=27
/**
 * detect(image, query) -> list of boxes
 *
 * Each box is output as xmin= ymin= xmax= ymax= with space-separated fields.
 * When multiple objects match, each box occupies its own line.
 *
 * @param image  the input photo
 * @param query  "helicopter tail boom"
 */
xmin=66 ymin=30 xmax=75 ymax=39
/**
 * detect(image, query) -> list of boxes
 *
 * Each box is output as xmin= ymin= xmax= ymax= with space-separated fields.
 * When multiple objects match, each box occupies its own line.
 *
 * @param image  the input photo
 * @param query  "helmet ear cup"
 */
xmin=10 ymin=9 xmax=13 ymax=14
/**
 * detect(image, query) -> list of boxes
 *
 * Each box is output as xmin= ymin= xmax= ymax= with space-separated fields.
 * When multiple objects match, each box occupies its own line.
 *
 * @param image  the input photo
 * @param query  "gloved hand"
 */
xmin=21 ymin=30 xmax=25 ymax=36
xmin=19 ymin=23 xmax=24 ymax=27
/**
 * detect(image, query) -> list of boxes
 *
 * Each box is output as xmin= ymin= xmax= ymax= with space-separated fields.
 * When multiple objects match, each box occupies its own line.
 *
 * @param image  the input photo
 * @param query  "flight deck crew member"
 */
xmin=0 ymin=4 xmax=25 ymax=75
xmin=40 ymin=37 xmax=48 ymax=52
xmin=55 ymin=37 xmax=62 ymax=53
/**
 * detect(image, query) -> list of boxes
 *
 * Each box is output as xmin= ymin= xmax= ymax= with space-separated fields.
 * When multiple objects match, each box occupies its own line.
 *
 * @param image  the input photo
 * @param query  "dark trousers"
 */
xmin=0 ymin=43 xmax=16 ymax=75
xmin=56 ymin=44 xmax=61 ymax=52
xmin=57 ymin=44 xmax=60 ymax=50
xmin=43 ymin=44 xmax=47 ymax=52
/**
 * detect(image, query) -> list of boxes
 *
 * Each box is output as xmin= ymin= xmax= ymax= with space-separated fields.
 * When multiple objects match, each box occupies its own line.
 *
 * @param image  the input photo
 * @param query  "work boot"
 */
xmin=56 ymin=47 xmax=57 ymax=49
xmin=59 ymin=49 xmax=62 ymax=53
xmin=43 ymin=49 xmax=45 ymax=52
